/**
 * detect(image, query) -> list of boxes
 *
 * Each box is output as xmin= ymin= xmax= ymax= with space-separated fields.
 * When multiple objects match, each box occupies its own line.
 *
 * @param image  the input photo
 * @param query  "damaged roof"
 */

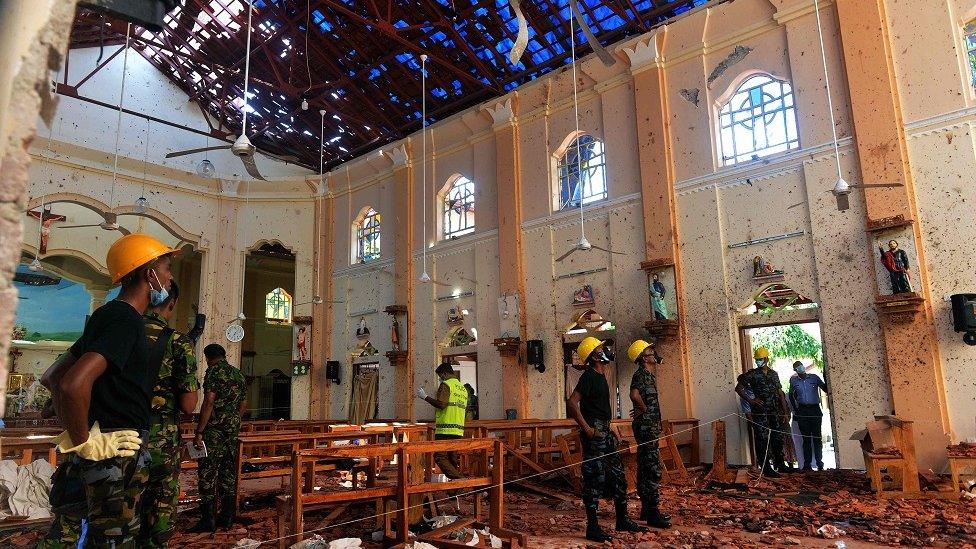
xmin=70 ymin=0 xmax=711 ymax=171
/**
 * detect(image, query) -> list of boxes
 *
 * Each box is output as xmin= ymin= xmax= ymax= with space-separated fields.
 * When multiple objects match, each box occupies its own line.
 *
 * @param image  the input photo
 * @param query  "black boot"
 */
xmin=188 ymin=502 xmax=216 ymax=533
xmin=585 ymin=507 xmax=612 ymax=542
xmin=761 ymin=464 xmax=782 ymax=478
xmin=615 ymin=501 xmax=647 ymax=533
xmin=646 ymin=506 xmax=671 ymax=529
xmin=641 ymin=500 xmax=670 ymax=522
xmin=216 ymin=496 xmax=236 ymax=528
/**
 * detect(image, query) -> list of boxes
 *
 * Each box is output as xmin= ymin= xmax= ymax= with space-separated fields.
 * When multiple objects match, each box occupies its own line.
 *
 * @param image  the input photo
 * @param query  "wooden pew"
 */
xmin=0 ymin=436 xmax=59 ymax=466
xmin=277 ymin=438 xmax=525 ymax=549
xmin=235 ymin=431 xmax=380 ymax=509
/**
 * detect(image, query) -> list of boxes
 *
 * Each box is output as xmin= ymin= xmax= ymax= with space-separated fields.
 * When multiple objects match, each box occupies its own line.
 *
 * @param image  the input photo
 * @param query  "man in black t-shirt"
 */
xmin=39 ymin=234 xmax=177 ymax=548
xmin=567 ymin=337 xmax=645 ymax=542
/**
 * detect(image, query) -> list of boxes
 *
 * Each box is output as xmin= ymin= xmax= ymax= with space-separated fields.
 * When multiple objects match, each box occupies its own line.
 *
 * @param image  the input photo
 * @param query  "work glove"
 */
xmin=54 ymin=421 xmax=143 ymax=461
xmin=415 ymin=387 xmax=427 ymax=400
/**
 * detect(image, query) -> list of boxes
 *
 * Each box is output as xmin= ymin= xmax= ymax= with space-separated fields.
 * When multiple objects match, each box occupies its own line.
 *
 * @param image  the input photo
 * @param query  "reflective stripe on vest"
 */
xmin=435 ymin=378 xmax=469 ymax=436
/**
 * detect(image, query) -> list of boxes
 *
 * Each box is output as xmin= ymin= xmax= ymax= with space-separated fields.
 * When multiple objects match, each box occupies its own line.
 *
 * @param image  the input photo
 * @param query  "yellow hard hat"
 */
xmin=106 ymin=233 xmax=177 ymax=284
xmin=753 ymin=346 xmax=770 ymax=360
xmin=627 ymin=340 xmax=653 ymax=363
xmin=576 ymin=336 xmax=605 ymax=364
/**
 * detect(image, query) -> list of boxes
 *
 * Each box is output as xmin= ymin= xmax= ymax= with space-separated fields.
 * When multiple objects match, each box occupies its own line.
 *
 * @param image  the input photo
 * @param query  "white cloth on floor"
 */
xmin=0 ymin=459 xmax=55 ymax=519
xmin=326 ymin=538 xmax=362 ymax=549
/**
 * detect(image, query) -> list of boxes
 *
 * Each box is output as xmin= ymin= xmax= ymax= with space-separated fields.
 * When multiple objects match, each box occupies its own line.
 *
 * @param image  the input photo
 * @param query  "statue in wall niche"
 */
xmin=879 ymin=239 xmax=913 ymax=294
xmin=753 ymin=256 xmax=784 ymax=278
xmin=573 ymin=285 xmax=594 ymax=305
xmin=391 ymin=317 xmax=401 ymax=352
xmin=650 ymin=273 xmax=670 ymax=321
xmin=356 ymin=316 xmax=370 ymax=338
xmin=296 ymin=326 xmax=308 ymax=362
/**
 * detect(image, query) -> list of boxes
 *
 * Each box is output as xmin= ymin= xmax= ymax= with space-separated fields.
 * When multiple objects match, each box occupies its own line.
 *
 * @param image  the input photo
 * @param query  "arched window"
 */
xmin=557 ymin=134 xmax=607 ymax=210
xmin=718 ymin=74 xmax=798 ymax=166
xmin=265 ymin=287 xmax=292 ymax=322
xmin=355 ymin=207 xmax=381 ymax=263
xmin=965 ymin=20 xmax=976 ymax=87
xmin=442 ymin=176 xmax=475 ymax=239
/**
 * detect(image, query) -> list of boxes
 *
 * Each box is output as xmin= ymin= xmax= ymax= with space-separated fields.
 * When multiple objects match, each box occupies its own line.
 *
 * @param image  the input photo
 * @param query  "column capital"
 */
xmin=484 ymin=94 xmax=518 ymax=128
xmin=218 ymin=179 xmax=241 ymax=197
xmin=384 ymin=143 xmax=409 ymax=167
xmin=622 ymin=28 xmax=666 ymax=74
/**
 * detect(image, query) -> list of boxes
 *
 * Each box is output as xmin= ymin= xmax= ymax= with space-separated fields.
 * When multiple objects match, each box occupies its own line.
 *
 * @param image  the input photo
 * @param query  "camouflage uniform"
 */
xmin=630 ymin=367 xmax=663 ymax=509
xmin=198 ymin=359 xmax=246 ymax=508
xmin=137 ymin=312 xmax=199 ymax=548
xmin=739 ymin=367 xmax=786 ymax=469
xmin=580 ymin=419 xmax=628 ymax=513
xmin=39 ymin=450 xmax=150 ymax=548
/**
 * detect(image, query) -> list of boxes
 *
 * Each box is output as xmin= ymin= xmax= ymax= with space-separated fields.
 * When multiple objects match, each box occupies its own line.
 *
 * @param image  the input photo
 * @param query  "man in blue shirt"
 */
xmin=788 ymin=361 xmax=829 ymax=471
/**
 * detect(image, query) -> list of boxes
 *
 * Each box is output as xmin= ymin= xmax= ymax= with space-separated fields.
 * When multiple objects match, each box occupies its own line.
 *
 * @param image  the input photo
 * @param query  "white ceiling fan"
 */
xmin=59 ymin=211 xmax=131 ymax=235
xmin=417 ymin=54 xmax=452 ymax=289
xmin=555 ymin=14 xmax=624 ymax=263
xmin=165 ymin=0 xmax=290 ymax=181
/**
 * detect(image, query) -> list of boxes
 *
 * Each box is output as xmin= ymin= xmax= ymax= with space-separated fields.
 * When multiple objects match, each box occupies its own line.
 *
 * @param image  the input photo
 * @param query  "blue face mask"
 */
xmin=149 ymin=270 xmax=169 ymax=307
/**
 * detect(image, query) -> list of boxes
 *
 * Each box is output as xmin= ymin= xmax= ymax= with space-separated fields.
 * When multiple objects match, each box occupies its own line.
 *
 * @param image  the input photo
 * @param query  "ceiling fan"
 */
xmin=59 ymin=211 xmax=131 ymax=235
xmin=555 ymin=14 xmax=624 ymax=263
xmin=164 ymin=0 xmax=291 ymax=181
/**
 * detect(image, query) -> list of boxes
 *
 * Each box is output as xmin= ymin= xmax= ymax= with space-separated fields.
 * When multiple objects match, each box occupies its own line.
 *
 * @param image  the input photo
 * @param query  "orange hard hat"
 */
xmin=106 ymin=233 xmax=177 ymax=284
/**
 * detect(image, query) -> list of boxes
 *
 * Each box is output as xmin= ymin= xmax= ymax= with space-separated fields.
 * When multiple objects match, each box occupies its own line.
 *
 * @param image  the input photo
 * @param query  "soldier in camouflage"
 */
xmin=627 ymin=340 xmax=670 ymax=529
xmin=137 ymin=281 xmax=200 ymax=547
xmin=190 ymin=343 xmax=247 ymax=532
xmin=735 ymin=346 xmax=788 ymax=477
xmin=567 ymin=337 xmax=645 ymax=543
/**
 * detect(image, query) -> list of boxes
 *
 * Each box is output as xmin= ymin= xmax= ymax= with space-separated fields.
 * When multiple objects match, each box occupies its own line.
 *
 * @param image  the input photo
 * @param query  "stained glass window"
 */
xmin=557 ymin=135 xmax=608 ymax=210
xmin=356 ymin=208 xmax=381 ymax=263
xmin=442 ymin=176 xmax=475 ymax=239
xmin=718 ymin=74 xmax=799 ymax=166
xmin=966 ymin=22 xmax=976 ymax=88
xmin=265 ymin=287 xmax=292 ymax=322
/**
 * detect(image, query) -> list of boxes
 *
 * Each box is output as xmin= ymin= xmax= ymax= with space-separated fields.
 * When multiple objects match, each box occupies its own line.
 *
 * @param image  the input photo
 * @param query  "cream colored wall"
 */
xmin=885 ymin=0 xmax=976 ymax=445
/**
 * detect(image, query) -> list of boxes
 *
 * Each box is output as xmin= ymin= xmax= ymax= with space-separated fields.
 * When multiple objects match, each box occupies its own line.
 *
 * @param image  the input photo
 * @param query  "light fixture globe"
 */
xmin=134 ymin=196 xmax=149 ymax=213
xmin=832 ymin=178 xmax=851 ymax=196
xmin=28 ymin=258 xmax=42 ymax=272
xmin=196 ymin=158 xmax=216 ymax=178
xmin=419 ymin=272 xmax=431 ymax=283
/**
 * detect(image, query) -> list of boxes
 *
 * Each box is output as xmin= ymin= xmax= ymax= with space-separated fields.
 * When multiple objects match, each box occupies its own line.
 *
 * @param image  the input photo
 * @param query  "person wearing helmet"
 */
xmin=735 ymin=346 xmax=788 ymax=477
xmin=567 ymin=336 xmax=645 ymax=542
xmin=39 ymin=233 xmax=176 ymax=547
xmin=627 ymin=340 xmax=670 ymax=529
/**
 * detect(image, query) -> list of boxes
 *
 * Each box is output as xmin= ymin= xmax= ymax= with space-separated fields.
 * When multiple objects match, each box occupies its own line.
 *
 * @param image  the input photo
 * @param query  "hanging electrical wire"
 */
xmin=419 ymin=54 xmax=432 ymax=284
xmin=108 ymin=22 xmax=132 ymax=209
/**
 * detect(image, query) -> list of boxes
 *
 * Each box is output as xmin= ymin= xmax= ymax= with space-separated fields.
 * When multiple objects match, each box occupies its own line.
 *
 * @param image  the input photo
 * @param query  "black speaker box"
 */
xmin=526 ymin=339 xmax=544 ymax=365
xmin=325 ymin=360 xmax=341 ymax=383
xmin=950 ymin=294 xmax=976 ymax=332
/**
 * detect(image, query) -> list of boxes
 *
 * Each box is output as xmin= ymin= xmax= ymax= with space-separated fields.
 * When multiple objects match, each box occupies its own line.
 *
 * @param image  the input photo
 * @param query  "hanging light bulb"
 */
xmin=301 ymin=97 xmax=309 ymax=110
xmin=419 ymin=272 xmax=431 ymax=283
xmin=197 ymin=158 xmax=216 ymax=178
xmin=28 ymin=258 xmax=42 ymax=272
xmin=312 ymin=296 xmax=324 ymax=304
xmin=134 ymin=195 xmax=149 ymax=213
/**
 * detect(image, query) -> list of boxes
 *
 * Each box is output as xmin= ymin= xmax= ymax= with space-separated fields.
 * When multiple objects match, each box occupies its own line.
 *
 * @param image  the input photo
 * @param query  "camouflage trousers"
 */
xmin=633 ymin=419 xmax=662 ymax=508
xmin=750 ymin=410 xmax=785 ymax=469
xmin=39 ymin=449 xmax=150 ymax=548
xmin=136 ymin=422 xmax=181 ymax=548
xmin=198 ymin=442 xmax=239 ymax=507
xmin=580 ymin=419 xmax=627 ymax=513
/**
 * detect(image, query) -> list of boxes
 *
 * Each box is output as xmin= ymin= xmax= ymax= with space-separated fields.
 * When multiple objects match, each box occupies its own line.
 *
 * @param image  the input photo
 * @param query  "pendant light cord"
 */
xmin=108 ymin=23 xmax=132 ymax=209
xmin=239 ymin=179 xmax=251 ymax=318
xmin=813 ymin=0 xmax=843 ymax=182
xmin=421 ymin=54 xmax=429 ymax=276
xmin=305 ymin=0 xmax=313 ymax=97
xmin=242 ymin=0 xmax=254 ymax=136
xmin=317 ymin=109 xmax=326 ymax=295
xmin=569 ymin=10 xmax=585 ymax=241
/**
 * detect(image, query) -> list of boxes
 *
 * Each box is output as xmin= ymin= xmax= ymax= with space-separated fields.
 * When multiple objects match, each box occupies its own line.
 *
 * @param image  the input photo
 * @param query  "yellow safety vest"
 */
xmin=434 ymin=378 xmax=468 ymax=436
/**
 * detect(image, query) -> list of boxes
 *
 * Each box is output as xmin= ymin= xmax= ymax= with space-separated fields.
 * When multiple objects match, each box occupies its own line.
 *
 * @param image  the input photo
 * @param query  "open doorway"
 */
xmin=242 ymin=242 xmax=296 ymax=420
xmin=740 ymin=321 xmax=837 ymax=470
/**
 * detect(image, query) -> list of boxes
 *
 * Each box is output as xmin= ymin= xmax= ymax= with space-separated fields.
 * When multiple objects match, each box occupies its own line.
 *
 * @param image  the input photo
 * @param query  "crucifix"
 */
xmin=27 ymin=206 xmax=66 ymax=255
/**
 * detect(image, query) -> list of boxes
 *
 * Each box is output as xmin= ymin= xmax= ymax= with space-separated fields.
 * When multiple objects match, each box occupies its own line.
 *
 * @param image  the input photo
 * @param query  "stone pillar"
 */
xmin=88 ymin=285 xmax=111 ymax=314
xmin=835 ymin=0 xmax=950 ymax=468
xmin=309 ymin=174 xmax=335 ymax=419
xmin=485 ymin=96 xmax=529 ymax=419
xmin=622 ymin=29 xmax=693 ymax=420
xmin=0 ymin=1 xmax=78 ymax=415
xmin=386 ymin=143 xmax=415 ymax=421
xmin=200 ymin=180 xmax=245 ymax=375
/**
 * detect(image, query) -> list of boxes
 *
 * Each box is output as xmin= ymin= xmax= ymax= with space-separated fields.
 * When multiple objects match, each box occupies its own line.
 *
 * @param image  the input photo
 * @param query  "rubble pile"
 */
xmin=947 ymin=443 xmax=976 ymax=458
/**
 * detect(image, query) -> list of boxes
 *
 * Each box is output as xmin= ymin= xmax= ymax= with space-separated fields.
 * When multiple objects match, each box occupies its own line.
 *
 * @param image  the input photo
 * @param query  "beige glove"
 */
xmin=54 ymin=421 xmax=143 ymax=460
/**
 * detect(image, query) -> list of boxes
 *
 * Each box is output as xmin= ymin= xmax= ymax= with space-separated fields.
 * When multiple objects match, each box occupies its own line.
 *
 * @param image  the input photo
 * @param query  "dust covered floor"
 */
xmin=5 ymin=469 xmax=975 ymax=547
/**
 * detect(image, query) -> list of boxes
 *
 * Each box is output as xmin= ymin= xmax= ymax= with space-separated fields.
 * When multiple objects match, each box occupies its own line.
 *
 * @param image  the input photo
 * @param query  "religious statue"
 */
xmin=447 ymin=306 xmax=463 ymax=324
xmin=879 ymin=239 xmax=913 ymax=294
xmin=391 ymin=317 xmax=401 ymax=352
xmin=573 ymin=284 xmax=594 ymax=305
xmin=27 ymin=207 xmax=65 ymax=255
xmin=295 ymin=326 xmax=308 ymax=362
xmin=753 ymin=256 xmax=784 ymax=278
xmin=650 ymin=273 xmax=670 ymax=321
xmin=356 ymin=316 xmax=369 ymax=338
